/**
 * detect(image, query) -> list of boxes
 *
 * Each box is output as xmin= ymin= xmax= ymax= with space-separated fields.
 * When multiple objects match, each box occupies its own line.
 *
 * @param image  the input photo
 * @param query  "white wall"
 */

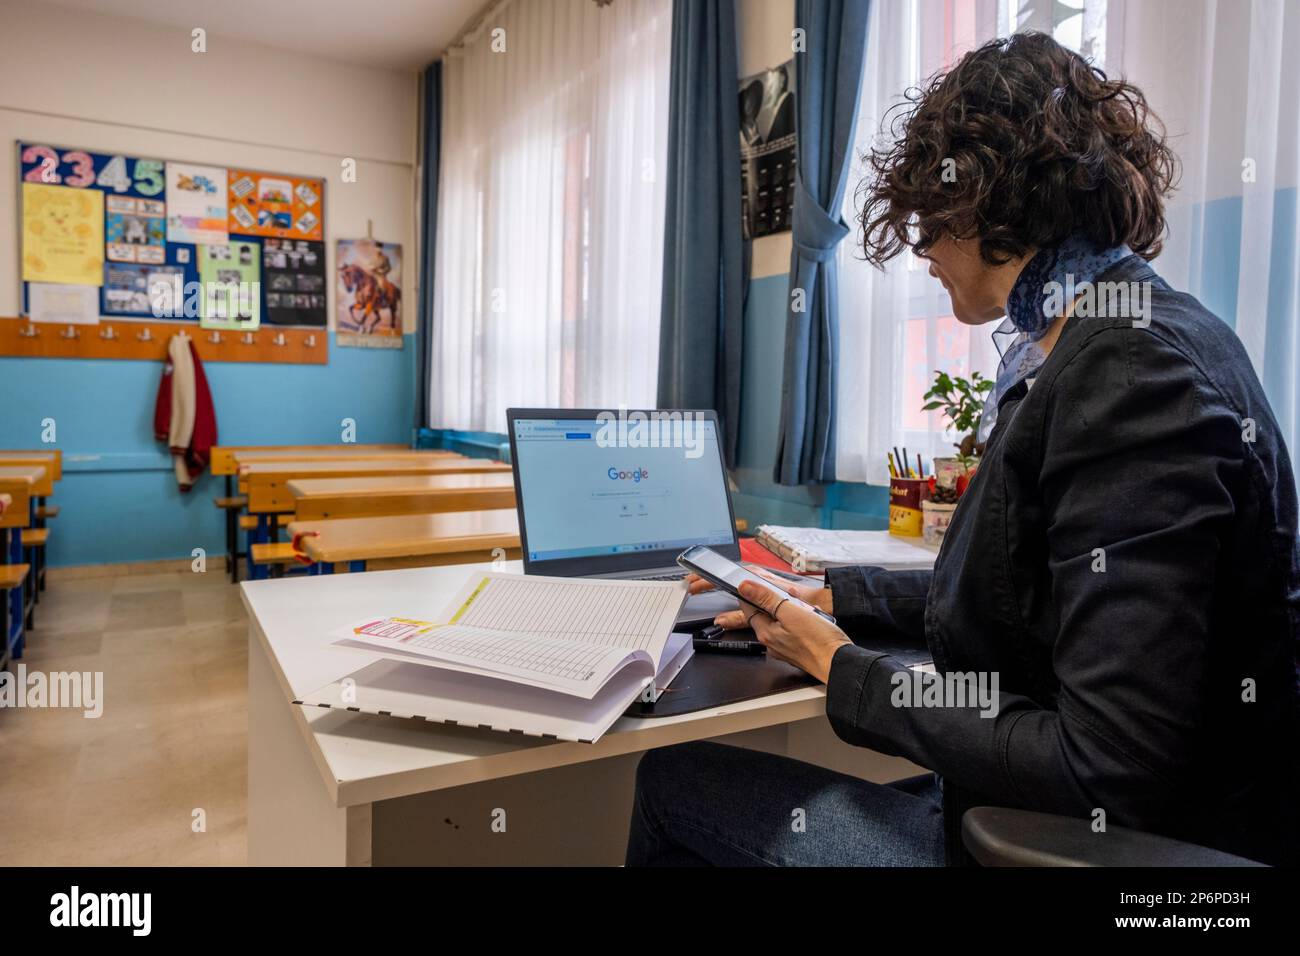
xmin=736 ymin=0 xmax=795 ymax=279
xmin=0 ymin=0 xmax=419 ymax=330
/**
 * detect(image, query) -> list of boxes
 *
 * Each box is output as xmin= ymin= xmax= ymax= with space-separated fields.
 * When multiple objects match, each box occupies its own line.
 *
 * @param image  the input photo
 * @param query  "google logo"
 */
xmin=608 ymin=467 xmax=649 ymax=482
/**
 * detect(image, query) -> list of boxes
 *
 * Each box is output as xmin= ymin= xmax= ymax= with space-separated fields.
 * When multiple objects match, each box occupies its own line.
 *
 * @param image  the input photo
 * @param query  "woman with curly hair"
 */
xmin=627 ymin=31 xmax=1298 ymax=867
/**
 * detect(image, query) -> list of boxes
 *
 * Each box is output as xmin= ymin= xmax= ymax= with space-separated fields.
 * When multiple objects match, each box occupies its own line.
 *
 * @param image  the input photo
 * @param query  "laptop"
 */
xmin=506 ymin=408 xmax=742 ymax=588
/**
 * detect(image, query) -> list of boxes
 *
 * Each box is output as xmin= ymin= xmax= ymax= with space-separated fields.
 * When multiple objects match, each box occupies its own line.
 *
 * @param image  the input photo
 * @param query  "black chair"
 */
xmin=961 ymin=807 xmax=1266 ymax=866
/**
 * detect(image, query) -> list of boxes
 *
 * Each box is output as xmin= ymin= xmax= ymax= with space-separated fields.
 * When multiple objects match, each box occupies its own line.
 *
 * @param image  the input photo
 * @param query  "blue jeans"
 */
xmin=625 ymin=741 xmax=947 ymax=866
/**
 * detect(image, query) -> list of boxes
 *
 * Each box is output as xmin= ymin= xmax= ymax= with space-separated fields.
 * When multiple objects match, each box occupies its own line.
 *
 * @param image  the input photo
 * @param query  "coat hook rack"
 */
xmin=2 ymin=316 xmax=327 ymax=365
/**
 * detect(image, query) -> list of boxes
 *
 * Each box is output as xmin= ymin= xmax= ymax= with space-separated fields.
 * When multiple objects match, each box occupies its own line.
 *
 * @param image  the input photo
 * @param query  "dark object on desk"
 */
xmin=961 ymin=807 xmax=1267 ymax=867
xmin=625 ymin=649 xmax=816 ymax=717
xmin=694 ymin=625 xmax=766 ymax=654
xmin=627 ymin=633 xmax=932 ymax=718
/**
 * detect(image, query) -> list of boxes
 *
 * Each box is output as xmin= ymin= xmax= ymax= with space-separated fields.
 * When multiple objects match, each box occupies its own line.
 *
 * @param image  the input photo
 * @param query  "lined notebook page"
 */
xmin=452 ymin=575 xmax=682 ymax=650
xmin=341 ymin=573 xmax=687 ymax=699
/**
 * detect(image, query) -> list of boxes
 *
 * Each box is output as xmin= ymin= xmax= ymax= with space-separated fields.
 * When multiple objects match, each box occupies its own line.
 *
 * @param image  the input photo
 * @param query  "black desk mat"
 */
xmin=625 ymin=636 xmax=932 ymax=719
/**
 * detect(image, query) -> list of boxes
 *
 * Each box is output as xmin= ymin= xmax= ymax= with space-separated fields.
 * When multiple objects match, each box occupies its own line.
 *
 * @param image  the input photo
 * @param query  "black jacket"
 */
xmin=824 ymin=255 xmax=1300 ymax=866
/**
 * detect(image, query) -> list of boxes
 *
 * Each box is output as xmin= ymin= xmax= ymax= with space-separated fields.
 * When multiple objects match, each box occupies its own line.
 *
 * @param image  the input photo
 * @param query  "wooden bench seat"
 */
xmin=0 ymin=563 xmax=29 ymax=590
xmin=214 ymin=495 xmax=247 ymax=509
xmin=36 ymin=504 xmax=58 ymax=520
xmin=239 ymin=514 xmax=293 ymax=531
xmin=250 ymin=542 xmax=298 ymax=566
xmin=22 ymin=528 xmax=49 ymax=547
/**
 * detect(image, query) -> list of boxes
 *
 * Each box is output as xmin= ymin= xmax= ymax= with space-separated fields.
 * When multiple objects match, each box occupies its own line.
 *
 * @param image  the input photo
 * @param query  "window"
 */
xmin=835 ymin=0 xmax=1108 ymax=483
xmin=431 ymin=0 xmax=672 ymax=433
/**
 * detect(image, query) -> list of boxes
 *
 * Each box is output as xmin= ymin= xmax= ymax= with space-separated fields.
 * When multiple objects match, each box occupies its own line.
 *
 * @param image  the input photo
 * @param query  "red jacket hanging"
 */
xmin=154 ymin=332 xmax=218 ymax=491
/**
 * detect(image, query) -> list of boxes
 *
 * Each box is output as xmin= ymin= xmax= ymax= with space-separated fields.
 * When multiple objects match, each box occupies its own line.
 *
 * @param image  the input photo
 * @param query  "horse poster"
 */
xmin=336 ymin=238 xmax=403 ymax=349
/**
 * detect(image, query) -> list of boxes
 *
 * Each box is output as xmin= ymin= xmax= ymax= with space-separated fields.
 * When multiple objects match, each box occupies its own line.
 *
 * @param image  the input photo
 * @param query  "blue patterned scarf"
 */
xmin=978 ymin=233 xmax=1132 ymax=442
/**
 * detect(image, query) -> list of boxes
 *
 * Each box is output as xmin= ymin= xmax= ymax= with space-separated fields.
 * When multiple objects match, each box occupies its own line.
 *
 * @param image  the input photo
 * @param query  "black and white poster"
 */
xmin=262 ymin=237 xmax=327 ymax=327
xmin=739 ymin=60 xmax=797 ymax=240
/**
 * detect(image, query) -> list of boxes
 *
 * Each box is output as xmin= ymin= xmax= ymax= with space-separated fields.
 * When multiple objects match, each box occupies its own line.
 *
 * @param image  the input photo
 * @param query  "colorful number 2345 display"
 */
xmin=21 ymin=145 xmax=164 ymax=198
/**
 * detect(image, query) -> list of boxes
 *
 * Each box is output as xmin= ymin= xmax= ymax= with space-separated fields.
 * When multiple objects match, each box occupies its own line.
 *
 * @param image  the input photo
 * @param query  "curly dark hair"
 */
xmin=858 ymin=31 xmax=1179 ymax=266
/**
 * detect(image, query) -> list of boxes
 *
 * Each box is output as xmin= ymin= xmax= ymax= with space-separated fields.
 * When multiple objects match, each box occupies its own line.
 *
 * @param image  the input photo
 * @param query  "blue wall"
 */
xmin=732 ymin=272 xmax=889 ymax=531
xmin=0 ymin=334 xmax=417 ymax=567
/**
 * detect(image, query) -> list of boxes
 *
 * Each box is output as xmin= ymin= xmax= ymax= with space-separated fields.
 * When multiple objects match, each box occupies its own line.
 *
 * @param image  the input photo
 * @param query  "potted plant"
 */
xmin=922 ymin=370 xmax=992 ymax=497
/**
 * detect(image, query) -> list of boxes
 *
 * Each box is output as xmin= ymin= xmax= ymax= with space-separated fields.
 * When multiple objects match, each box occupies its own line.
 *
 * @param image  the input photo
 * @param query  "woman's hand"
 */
xmin=735 ymin=579 xmax=850 ymax=684
xmin=685 ymin=565 xmax=833 ymax=630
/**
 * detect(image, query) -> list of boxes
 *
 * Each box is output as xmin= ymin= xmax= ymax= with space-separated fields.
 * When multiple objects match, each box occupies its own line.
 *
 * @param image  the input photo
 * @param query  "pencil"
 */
xmin=917 ymin=452 xmax=924 ymax=478
xmin=901 ymin=446 xmax=912 ymax=477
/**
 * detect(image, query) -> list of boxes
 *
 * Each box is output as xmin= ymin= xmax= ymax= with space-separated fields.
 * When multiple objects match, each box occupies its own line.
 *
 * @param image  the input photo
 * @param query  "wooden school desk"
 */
xmin=288 ymin=474 xmax=516 ymax=521
xmin=287 ymin=511 xmax=521 ymax=572
xmin=239 ymin=459 xmax=511 ymax=516
xmin=0 ymin=463 xmax=53 ymax=499
xmin=0 ymin=450 xmax=62 ymax=482
xmin=0 ymin=454 xmax=61 ymax=595
xmin=0 ymin=467 xmax=44 ymax=528
xmin=231 ymin=452 xmax=460 ymax=470
xmin=241 ymin=561 xmax=926 ymax=866
xmin=210 ymin=444 xmax=411 ymax=477
xmin=0 ymin=466 xmax=45 ymax=651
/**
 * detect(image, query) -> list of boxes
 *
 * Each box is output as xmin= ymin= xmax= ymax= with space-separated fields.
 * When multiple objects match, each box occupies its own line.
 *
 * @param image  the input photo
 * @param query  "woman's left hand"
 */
xmin=736 ymin=579 xmax=852 ymax=684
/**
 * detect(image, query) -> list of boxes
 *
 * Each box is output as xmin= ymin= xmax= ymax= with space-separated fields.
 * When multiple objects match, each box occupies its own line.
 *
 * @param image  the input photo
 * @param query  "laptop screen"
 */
xmin=509 ymin=410 xmax=739 ymax=575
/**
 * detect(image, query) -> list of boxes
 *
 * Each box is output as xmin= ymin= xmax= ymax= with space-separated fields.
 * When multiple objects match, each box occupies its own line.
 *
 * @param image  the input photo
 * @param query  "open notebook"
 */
xmin=297 ymin=572 xmax=693 ymax=743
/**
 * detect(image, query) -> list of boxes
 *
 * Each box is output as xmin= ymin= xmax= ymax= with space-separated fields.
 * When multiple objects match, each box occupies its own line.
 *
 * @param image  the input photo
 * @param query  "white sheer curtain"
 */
xmin=1110 ymin=0 xmax=1300 ymax=459
xmin=836 ymin=0 xmax=1108 ymax=484
xmin=432 ymin=0 xmax=671 ymax=433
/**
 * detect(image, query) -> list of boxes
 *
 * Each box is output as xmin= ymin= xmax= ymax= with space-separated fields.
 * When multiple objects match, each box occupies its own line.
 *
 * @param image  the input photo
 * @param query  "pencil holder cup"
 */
xmin=889 ymin=477 xmax=930 ymax=537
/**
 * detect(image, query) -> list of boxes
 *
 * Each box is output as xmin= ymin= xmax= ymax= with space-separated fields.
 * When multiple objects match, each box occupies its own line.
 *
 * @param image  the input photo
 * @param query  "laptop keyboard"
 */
xmin=634 ymin=571 xmax=688 ymax=581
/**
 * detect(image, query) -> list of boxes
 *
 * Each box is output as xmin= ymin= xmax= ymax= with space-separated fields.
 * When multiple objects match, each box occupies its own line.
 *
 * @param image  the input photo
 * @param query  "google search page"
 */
xmin=514 ymin=419 xmax=734 ymax=562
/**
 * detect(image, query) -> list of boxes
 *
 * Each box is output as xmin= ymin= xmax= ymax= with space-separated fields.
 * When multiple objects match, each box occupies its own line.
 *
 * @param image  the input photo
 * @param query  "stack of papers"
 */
xmin=754 ymin=526 xmax=938 ymax=572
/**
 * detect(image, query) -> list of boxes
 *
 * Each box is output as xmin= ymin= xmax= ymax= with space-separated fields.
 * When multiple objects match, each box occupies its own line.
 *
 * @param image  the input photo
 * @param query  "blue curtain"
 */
xmin=415 ymin=61 xmax=442 ymax=433
xmin=657 ymin=0 xmax=745 ymax=467
xmin=773 ymin=0 xmax=870 ymax=485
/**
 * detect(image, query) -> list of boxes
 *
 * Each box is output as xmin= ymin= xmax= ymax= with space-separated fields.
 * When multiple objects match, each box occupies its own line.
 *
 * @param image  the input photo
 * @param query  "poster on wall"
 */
xmin=27 ymin=283 xmax=101 ymax=325
xmin=739 ymin=60 xmax=798 ymax=239
xmin=198 ymin=240 xmax=261 ymax=330
xmin=21 ymin=183 xmax=105 ymax=285
xmin=336 ymin=238 xmax=402 ymax=349
xmin=105 ymin=195 xmax=166 ymax=263
xmin=166 ymin=162 xmax=228 ymax=244
xmin=262 ymin=238 xmax=327 ymax=326
xmin=228 ymin=170 xmax=323 ymax=241
xmin=103 ymin=263 xmax=185 ymax=317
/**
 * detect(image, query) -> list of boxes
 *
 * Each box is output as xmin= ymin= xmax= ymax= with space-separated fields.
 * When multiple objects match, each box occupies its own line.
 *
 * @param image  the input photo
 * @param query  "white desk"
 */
xmin=241 ymin=561 xmax=923 ymax=865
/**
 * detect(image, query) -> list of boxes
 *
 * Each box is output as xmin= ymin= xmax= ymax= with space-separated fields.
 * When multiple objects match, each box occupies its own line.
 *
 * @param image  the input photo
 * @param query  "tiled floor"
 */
xmin=0 ymin=568 xmax=248 ymax=865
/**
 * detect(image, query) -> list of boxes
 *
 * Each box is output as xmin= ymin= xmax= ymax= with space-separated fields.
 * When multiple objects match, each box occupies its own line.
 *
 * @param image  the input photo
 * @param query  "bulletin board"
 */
xmin=7 ymin=141 xmax=330 ymax=364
